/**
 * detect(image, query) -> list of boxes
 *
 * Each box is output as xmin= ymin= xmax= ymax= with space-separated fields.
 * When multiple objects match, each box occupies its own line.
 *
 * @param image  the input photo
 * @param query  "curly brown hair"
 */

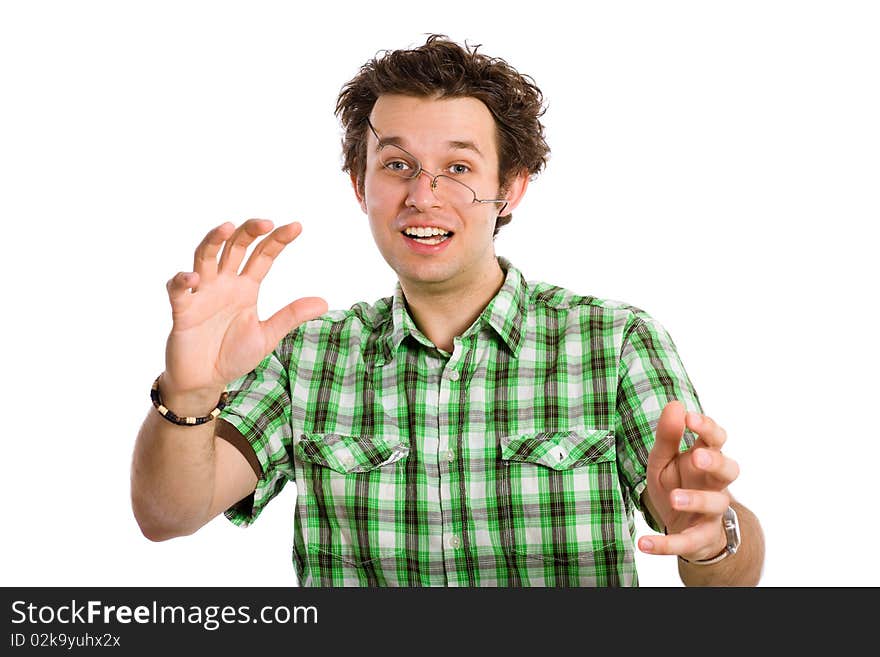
xmin=335 ymin=34 xmax=550 ymax=235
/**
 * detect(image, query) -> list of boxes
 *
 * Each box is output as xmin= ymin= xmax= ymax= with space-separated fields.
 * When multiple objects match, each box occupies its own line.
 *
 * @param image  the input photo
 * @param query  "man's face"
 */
xmin=354 ymin=94 xmax=523 ymax=293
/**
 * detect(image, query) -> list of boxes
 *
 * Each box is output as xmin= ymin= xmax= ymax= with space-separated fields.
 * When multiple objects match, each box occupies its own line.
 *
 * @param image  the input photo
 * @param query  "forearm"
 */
xmin=678 ymin=500 xmax=765 ymax=586
xmin=130 ymin=380 xmax=225 ymax=541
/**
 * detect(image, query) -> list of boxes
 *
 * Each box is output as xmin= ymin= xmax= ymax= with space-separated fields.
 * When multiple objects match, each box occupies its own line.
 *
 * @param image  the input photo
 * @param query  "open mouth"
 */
xmin=402 ymin=226 xmax=453 ymax=245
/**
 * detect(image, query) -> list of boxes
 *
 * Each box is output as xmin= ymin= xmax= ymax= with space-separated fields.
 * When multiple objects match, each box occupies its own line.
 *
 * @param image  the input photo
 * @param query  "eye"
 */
xmin=448 ymin=163 xmax=471 ymax=175
xmin=384 ymin=159 xmax=412 ymax=172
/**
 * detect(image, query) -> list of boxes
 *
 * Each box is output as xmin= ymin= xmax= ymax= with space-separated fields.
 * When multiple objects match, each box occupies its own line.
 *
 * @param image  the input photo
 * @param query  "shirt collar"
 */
xmin=381 ymin=256 xmax=527 ymax=363
xmin=479 ymin=257 xmax=527 ymax=357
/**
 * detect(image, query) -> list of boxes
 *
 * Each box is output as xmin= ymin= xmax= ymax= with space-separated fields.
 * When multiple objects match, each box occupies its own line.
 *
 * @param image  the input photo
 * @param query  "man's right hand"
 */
xmin=161 ymin=219 xmax=328 ymax=412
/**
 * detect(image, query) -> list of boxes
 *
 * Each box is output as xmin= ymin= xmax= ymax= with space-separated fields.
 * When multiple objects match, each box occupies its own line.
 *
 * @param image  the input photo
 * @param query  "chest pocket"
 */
xmin=500 ymin=428 xmax=615 ymax=469
xmin=498 ymin=428 xmax=626 ymax=582
xmin=293 ymin=432 xmax=409 ymax=585
xmin=295 ymin=432 xmax=410 ymax=473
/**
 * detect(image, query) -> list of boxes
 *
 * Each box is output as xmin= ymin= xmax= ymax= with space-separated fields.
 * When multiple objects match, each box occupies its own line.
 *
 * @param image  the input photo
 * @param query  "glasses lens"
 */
xmin=432 ymin=175 xmax=477 ymax=207
xmin=377 ymin=144 xmax=479 ymax=208
xmin=378 ymin=145 xmax=419 ymax=179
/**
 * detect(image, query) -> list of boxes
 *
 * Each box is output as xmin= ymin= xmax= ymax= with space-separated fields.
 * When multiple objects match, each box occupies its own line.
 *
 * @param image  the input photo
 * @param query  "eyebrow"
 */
xmin=377 ymin=135 xmax=485 ymax=159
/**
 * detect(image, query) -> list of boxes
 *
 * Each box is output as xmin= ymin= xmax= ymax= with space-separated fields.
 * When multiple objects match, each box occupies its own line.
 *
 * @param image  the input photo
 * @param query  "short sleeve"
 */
xmin=614 ymin=312 xmax=703 ymax=532
xmin=218 ymin=348 xmax=295 ymax=527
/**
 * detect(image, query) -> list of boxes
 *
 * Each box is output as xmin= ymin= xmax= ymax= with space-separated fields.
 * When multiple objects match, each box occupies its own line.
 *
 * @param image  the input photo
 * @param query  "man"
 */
xmin=131 ymin=35 xmax=764 ymax=586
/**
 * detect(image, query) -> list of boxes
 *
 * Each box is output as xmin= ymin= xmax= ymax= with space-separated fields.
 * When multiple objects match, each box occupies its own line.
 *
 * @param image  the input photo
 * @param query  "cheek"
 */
xmin=363 ymin=184 xmax=401 ymax=245
xmin=363 ymin=174 xmax=401 ymax=214
xmin=472 ymin=206 xmax=500 ymax=235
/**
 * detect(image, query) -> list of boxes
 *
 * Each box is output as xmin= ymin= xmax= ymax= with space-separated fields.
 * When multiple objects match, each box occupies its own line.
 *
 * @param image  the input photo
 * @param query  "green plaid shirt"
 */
xmin=218 ymin=257 xmax=701 ymax=586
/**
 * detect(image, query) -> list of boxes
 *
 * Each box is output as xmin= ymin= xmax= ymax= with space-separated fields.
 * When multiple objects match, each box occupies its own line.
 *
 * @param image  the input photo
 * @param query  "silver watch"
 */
xmin=681 ymin=506 xmax=741 ymax=565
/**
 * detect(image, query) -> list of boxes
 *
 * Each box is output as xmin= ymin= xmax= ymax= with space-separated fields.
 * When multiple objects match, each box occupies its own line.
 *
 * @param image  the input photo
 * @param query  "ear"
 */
xmin=499 ymin=170 xmax=530 ymax=216
xmin=350 ymin=172 xmax=367 ymax=214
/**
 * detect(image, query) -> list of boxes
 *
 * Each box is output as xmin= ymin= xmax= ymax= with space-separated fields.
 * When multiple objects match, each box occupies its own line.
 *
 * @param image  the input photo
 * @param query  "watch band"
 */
xmin=679 ymin=505 xmax=740 ymax=566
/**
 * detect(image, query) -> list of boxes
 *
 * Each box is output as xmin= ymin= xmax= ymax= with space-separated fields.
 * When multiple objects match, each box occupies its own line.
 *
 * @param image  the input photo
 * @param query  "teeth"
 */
xmin=415 ymin=235 xmax=448 ymax=245
xmin=404 ymin=226 xmax=451 ymax=237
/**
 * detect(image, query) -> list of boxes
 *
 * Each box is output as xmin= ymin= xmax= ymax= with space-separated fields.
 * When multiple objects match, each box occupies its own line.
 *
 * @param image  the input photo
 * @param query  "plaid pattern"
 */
xmin=219 ymin=257 xmax=702 ymax=586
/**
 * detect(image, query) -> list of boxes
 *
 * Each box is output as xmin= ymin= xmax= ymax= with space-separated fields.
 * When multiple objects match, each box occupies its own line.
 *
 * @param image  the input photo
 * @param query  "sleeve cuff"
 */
xmin=215 ymin=418 xmax=262 ymax=480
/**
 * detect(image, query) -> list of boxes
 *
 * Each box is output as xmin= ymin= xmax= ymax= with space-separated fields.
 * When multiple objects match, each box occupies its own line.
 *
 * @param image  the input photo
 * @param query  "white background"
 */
xmin=1 ymin=1 xmax=877 ymax=587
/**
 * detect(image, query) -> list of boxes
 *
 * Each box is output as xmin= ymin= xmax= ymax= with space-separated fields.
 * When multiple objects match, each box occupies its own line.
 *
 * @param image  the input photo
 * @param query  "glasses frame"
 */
xmin=366 ymin=118 xmax=509 ymax=216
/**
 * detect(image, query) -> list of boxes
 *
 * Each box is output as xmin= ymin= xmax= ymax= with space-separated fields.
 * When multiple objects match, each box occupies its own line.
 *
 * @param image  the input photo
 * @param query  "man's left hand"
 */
xmin=639 ymin=400 xmax=740 ymax=562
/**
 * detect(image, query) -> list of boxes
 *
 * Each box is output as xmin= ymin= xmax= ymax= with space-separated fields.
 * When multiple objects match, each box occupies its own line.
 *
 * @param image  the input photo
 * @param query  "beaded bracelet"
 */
xmin=150 ymin=376 xmax=228 ymax=426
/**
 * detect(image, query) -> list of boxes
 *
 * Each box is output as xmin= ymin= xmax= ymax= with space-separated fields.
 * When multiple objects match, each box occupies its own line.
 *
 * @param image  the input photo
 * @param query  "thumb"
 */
xmin=262 ymin=296 xmax=329 ymax=347
xmin=650 ymin=400 xmax=687 ymax=466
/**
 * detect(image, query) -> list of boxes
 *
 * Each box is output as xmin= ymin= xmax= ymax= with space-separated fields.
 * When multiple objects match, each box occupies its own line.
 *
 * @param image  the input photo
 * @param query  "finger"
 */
xmin=240 ymin=222 xmax=303 ymax=283
xmin=691 ymin=448 xmax=740 ymax=485
xmin=670 ymin=488 xmax=731 ymax=516
xmin=686 ymin=412 xmax=728 ymax=449
xmin=217 ymin=219 xmax=274 ymax=275
xmin=649 ymin=400 xmax=687 ymax=466
xmin=261 ymin=297 xmax=329 ymax=348
xmin=638 ymin=521 xmax=722 ymax=558
xmin=166 ymin=271 xmax=199 ymax=304
xmin=193 ymin=222 xmax=235 ymax=283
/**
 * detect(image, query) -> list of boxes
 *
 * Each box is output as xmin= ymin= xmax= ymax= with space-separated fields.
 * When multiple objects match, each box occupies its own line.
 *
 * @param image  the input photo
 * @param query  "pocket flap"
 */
xmin=295 ymin=432 xmax=409 ymax=474
xmin=500 ymin=429 xmax=614 ymax=470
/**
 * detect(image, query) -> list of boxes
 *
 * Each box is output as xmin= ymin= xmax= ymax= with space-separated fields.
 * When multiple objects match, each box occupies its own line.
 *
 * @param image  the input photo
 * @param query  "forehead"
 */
xmin=368 ymin=94 xmax=499 ymax=160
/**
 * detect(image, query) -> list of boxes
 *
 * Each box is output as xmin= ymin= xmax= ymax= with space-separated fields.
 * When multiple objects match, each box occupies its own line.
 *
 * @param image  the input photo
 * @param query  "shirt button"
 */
xmin=447 ymin=370 xmax=460 ymax=381
xmin=445 ymin=450 xmax=455 ymax=462
xmin=340 ymin=454 xmax=355 ymax=468
xmin=448 ymin=535 xmax=461 ymax=549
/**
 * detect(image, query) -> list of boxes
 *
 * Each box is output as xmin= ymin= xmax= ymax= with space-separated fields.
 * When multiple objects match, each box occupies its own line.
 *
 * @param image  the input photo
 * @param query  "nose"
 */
xmin=405 ymin=169 xmax=442 ymax=211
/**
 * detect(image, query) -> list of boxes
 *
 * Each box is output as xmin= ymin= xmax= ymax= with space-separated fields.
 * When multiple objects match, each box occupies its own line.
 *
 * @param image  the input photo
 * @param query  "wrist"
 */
xmin=156 ymin=373 xmax=226 ymax=418
xmin=680 ymin=506 xmax=741 ymax=566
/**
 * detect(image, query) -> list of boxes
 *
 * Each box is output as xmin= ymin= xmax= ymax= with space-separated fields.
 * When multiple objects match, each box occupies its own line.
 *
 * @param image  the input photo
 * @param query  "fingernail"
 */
xmin=641 ymin=538 xmax=654 ymax=552
xmin=673 ymin=491 xmax=690 ymax=508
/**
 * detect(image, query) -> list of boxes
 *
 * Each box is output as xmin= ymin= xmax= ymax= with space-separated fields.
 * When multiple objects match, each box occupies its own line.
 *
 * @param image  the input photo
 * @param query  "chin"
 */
xmin=391 ymin=260 xmax=459 ymax=287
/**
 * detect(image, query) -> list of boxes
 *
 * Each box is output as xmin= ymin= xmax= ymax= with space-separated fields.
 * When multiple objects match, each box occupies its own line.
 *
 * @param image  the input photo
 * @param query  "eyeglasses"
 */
xmin=366 ymin=118 xmax=509 ymax=215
